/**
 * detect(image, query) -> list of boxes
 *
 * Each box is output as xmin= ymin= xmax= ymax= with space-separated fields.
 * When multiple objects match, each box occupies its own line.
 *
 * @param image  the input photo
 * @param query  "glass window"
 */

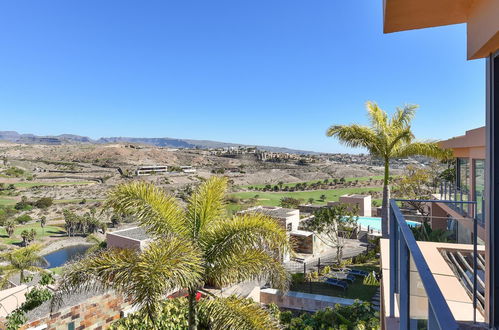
xmin=457 ymin=158 xmax=470 ymax=193
xmin=474 ymin=159 xmax=485 ymax=223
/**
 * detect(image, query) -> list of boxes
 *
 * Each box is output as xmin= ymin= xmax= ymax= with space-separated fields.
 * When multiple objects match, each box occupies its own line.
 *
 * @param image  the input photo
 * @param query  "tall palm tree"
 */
xmin=57 ymin=177 xmax=290 ymax=329
xmin=0 ymin=244 xmax=44 ymax=286
xmin=326 ymin=101 xmax=449 ymax=237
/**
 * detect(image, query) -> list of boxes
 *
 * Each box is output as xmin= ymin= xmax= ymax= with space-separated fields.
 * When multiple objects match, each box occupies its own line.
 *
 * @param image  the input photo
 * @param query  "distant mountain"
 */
xmin=0 ymin=131 xmax=318 ymax=154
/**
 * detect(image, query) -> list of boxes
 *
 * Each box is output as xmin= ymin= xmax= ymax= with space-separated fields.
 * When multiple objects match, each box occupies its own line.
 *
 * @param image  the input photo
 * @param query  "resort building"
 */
xmin=328 ymin=194 xmax=372 ymax=217
xmin=238 ymin=206 xmax=325 ymax=257
xmin=381 ymin=0 xmax=499 ymax=329
xmin=135 ymin=165 xmax=168 ymax=176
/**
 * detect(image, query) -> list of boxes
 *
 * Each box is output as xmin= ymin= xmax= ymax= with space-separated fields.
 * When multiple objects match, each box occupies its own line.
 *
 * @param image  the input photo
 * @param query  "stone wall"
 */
xmin=1 ymin=292 xmax=131 ymax=330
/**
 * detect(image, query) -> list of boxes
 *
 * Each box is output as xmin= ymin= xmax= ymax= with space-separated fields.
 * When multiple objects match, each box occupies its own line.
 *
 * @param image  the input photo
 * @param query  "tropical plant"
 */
xmin=110 ymin=296 xmax=280 ymax=330
xmin=410 ymin=221 xmax=453 ymax=242
xmin=5 ymin=219 xmax=16 ymax=237
xmin=280 ymin=301 xmax=380 ymax=329
xmin=326 ymin=101 xmax=450 ymax=237
xmin=363 ymin=271 xmax=380 ymax=286
xmin=6 ymin=272 xmax=55 ymax=330
xmin=0 ymin=244 xmax=43 ymax=285
xmin=57 ymin=177 xmax=290 ymax=329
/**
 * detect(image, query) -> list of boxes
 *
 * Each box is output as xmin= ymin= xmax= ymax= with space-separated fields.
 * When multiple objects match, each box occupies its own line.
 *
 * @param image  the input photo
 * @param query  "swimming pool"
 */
xmin=356 ymin=216 xmax=419 ymax=232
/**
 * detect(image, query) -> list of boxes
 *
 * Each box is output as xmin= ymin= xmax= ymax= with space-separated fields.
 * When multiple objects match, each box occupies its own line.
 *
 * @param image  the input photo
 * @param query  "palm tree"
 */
xmin=0 ymin=244 xmax=43 ymax=285
xmin=57 ymin=177 xmax=290 ymax=329
xmin=5 ymin=219 xmax=15 ymax=238
xmin=326 ymin=101 xmax=449 ymax=237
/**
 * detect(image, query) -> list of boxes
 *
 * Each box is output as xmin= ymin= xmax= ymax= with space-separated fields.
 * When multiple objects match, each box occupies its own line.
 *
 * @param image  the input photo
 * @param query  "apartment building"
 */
xmin=381 ymin=0 xmax=499 ymax=328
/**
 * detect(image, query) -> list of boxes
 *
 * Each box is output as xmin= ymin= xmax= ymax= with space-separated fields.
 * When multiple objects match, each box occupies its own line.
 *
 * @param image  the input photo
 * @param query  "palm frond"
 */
xmin=187 ymin=176 xmax=228 ymax=238
xmin=387 ymin=127 xmax=414 ymax=156
xmin=390 ymin=104 xmax=418 ymax=128
xmin=393 ymin=141 xmax=450 ymax=159
xmin=326 ymin=125 xmax=380 ymax=155
xmin=206 ymin=248 xmax=290 ymax=290
xmin=198 ymin=296 xmax=281 ymax=330
xmin=105 ymin=181 xmax=188 ymax=238
xmin=203 ymin=213 xmax=291 ymax=290
xmin=366 ymin=101 xmax=388 ymax=132
xmin=55 ymin=237 xmax=203 ymax=318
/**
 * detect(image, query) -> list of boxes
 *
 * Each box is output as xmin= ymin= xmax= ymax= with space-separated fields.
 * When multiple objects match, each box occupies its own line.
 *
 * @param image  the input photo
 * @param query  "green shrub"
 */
xmin=3 ymin=167 xmax=25 ymax=178
xmin=291 ymin=273 xmax=305 ymax=284
xmin=280 ymin=301 xmax=380 ymax=329
xmin=363 ymin=272 xmax=380 ymax=286
xmin=16 ymin=214 xmax=32 ymax=224
xmin=34 ymin=197 xmax=53 ymax=209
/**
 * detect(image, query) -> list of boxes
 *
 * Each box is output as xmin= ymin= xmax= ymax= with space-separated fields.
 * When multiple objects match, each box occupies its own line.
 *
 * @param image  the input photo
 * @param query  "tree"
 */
xmin=307 ymin=198 xmax=314 ymax=204
xmin=319 ymin=194 xmax=327 ymax=202
xmin=305 ymin=204 xmax=358 ymax=263
xmin=280 ymin=197 xmax=302 ymax=209
xmin=57 ymin=177 xmax=289 ymax=329
xmin=40 ymin=216 xmax=46 ymax=234
xmin=0 ymin=244 xmax=43 ymax=285
xmin=5 ymin=219 xmax=15 ymax=237
xmin=394 ymin=165 xmax=435 ymax=217
xmin=20 ymin=230 xmax=30 ymax=247
xmin=34 ymin=197 xmax=53 ymax=209
xmin=326 ymin=101 xmax=449 ymax=237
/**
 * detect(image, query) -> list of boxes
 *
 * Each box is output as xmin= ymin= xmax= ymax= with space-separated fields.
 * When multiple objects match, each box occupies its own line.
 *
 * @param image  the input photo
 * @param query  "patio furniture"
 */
xmin=324 ymin=278 xmax=348 ymax=290
xmin=332 ymin=267 xmax=369 ymax=277
xmin=328 ymin=272 xmax=356 ymax=283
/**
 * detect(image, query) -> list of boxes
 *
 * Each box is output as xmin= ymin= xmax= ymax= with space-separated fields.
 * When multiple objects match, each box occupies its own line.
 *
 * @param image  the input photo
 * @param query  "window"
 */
xmin=457 ymin=158 xmax=470 ymax=193
xmin=474 ymin=159 xmax=485 ymax=224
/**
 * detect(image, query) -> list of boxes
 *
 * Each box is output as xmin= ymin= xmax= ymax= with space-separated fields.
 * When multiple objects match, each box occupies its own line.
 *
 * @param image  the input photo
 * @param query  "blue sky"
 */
xmin=0 ymin=1 xmax=485 ymax=153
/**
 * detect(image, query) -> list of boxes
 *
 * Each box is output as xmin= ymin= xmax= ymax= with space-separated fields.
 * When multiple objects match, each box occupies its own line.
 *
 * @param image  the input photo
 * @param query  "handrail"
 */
xmin=389 ymin=199 xmax=459 ymax=329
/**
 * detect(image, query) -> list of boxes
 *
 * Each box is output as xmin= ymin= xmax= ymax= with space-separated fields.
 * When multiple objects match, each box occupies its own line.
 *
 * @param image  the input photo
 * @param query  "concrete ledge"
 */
xmin=260 ymin=288 xmax=355 ymax=312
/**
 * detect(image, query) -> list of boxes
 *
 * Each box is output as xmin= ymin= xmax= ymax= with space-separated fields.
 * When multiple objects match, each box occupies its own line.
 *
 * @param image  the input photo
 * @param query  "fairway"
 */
xmin=0 ymin=223 xmax=66 ymax=245
xmin=229 ymin=186 xmax=382 ymax=207
xmin=240 ymin=175 xmax=384 ymax=189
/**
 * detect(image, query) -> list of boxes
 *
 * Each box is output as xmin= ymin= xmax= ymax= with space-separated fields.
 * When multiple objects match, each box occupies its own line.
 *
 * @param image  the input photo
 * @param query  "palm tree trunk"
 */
xmin=381 ymin=158 xmax=390 ymax=238
xmin=188 ymin=288 xmax=198 ymax=330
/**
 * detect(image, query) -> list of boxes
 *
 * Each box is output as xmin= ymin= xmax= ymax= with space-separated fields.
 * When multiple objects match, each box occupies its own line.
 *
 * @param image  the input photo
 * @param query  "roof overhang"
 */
xmin=383 ymin=0 xmax=499 ymax=59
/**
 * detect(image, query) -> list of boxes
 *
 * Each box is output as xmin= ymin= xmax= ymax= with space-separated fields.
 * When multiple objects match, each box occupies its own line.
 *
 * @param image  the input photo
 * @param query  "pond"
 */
xmin=42 ymin=244 xmax=90 ymax=269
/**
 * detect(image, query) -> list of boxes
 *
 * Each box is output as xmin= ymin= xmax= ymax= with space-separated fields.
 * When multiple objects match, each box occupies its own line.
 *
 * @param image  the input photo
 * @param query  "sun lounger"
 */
xmin=324 ymin=278 xmax=348 ymax=290
xmin=347 ymin=268 xmax=369 ymax=277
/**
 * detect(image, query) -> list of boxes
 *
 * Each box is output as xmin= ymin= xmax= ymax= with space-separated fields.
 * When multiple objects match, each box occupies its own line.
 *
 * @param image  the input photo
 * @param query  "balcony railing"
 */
xmin=438 ymin=181 xmax=485 ymax=227
xmin=389 ymin=199 xmax=479 ymax=329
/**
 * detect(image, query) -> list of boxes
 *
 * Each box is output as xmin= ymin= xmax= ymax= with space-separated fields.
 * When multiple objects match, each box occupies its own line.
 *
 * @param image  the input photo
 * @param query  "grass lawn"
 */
xmin=240 ymin=175 xmax=384 ymax=189
xmin=228 ymin=186 xmax=383 ymax=207
xmin=5 ymin=181 xmax=96 ymax=188
xmin=0 ymin=197 xmax=17 ymax=206
xmin=0 ymin=223 xmax=66 ymax=245
xmin=290 ymin=262 xmax=379 ymax=301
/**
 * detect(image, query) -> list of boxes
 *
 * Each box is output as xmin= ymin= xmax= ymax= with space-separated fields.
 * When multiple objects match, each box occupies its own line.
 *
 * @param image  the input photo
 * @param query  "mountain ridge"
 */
xmin=0 ymin=131 xmax=319 ymax=155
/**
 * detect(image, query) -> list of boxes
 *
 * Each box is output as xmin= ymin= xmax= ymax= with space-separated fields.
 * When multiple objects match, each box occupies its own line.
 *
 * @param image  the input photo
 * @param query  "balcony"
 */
xmin=437 ymin=181 xmax=484 ymax=227
xmin=381 ymin=199 xmax=484 ymax=329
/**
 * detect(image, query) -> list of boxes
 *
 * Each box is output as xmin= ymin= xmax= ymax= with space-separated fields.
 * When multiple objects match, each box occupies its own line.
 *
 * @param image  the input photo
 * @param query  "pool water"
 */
xmin=42 ymin=245 xmax=90 ymax=269
xmin=356 ymin=216 xmax=419 ymax=231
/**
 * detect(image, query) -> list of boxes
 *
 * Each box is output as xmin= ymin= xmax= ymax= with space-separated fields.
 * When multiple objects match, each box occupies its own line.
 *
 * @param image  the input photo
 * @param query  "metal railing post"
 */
xmin=399 ymin=234 xmax=410 ymax=329
xmin=389 ymin=202 xmax=397 ymax=317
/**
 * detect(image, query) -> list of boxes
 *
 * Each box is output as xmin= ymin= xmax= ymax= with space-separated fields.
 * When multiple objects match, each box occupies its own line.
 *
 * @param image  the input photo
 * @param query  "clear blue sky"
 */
xmin=0 ymin=1 xmax=485 ymax=153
